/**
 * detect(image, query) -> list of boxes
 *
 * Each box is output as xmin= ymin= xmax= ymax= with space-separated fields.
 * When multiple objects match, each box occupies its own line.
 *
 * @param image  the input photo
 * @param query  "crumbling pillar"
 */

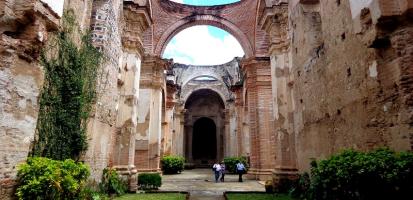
xmin=260 ymin=1 xmax=299 ymax=188
xmin=241 ymin=57 xmax=276 ymax=180
xmin=111 ymin=1 xmax=151 ymax=191
xmin=135 ymin=55 xmax=168 ymax=172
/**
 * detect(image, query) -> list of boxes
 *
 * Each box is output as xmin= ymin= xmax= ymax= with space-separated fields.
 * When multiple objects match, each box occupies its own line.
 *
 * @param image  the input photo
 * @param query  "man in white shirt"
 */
xmin=212 ymin=162 xmax=222 ymax=182
xmin=236 ymin=162 xmax=246 ymax=182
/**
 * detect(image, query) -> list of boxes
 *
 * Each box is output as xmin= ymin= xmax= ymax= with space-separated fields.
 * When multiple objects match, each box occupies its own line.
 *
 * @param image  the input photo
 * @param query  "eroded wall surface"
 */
xmin=289 ymin=0 xmax=412 ymax=171
xmin=0 ymin=0 xmax=59 ymax=198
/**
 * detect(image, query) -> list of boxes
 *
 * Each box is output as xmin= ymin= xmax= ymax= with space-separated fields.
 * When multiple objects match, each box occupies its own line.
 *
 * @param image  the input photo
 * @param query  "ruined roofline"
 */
xmin=171 ymin=57 xmax=242 ymax=68
xmin=160 ymin=0 xmax=244 ymax=11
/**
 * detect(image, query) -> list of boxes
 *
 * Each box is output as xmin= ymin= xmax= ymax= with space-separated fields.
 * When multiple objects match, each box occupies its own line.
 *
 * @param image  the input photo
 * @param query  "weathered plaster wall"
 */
xmin=0 ymin=0 xmax=59 ymax=198
xmin=288 ymin=0 xmax=413 ymax=171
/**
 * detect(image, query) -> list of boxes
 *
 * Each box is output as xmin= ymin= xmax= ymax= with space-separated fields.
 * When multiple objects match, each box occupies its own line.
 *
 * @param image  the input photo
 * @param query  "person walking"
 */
xmin=236 ymin=161 xmax=246 ymax=182
xmin=220 ymin=161 xmax=226 ymax=182
xmin=213 ymin=162 xmax=222 ymax=183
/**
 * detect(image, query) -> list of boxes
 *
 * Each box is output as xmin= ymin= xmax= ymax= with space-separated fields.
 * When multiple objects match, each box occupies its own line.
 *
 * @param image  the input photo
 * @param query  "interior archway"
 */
xmin=184 ymin=89 xmax=225 ymax=167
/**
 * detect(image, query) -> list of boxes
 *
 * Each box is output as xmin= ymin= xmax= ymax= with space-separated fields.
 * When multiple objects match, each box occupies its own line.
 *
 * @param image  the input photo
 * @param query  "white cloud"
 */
xmin=163 ymin=26 xmax=244 ymax=65
xmin=170 ymin=0 xmax=184 ymax=3
xmin=41 ymin=0 xmax=64 ymax=16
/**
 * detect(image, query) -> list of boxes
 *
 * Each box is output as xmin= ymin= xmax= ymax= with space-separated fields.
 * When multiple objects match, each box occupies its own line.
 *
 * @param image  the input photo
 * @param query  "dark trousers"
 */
xmin=214 ymin=171 xmax=220 ymax=182
xmin=238 ymin=170 xmax=244 ymax=182
xmin=220 ymin=173 xmax=225 ymax=182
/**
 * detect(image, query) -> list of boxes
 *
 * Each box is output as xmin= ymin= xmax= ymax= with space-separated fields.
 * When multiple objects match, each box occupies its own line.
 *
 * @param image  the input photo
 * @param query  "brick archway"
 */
xmin=154 ymin=14 xmax=254 ymax=58
xmin=147 ymin=0 xmax=269 ymax=58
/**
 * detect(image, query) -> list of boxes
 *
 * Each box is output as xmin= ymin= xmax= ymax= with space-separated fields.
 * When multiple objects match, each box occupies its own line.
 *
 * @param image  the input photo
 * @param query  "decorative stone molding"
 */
xmin=140 ymin=55 xmax=170 ymax=89
xmin=259 ymin=3 xmax=289 ymax=55
xmin=122 ymin=0 xmax=152 ymax=55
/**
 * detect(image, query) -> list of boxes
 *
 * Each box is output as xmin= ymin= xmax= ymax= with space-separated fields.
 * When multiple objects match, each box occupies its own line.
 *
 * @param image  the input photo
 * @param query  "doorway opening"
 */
xmin=192 ymin=117 xmax=217 ymax=162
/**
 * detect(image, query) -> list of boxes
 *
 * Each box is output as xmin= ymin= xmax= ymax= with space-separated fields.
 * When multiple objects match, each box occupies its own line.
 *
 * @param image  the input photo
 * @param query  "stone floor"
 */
xmin=159 ymin=169 xmax=265 ymax=200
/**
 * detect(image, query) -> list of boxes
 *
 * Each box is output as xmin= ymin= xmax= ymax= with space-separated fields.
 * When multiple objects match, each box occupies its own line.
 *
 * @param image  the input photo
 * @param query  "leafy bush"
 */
xmin=296 ymin=148 xmax=413 ymax=200
xmin=16 ymin=157 xmax=90 ymax=200
xmin=99 ymin=168 xmax=127 ymax=196
xmin=138 ymin=173 xmax=162 ymax=190
xmin=223 ymin=156 xmax=249 ymax=173
xmin=161 ymin=155 xmax=185 ymax=174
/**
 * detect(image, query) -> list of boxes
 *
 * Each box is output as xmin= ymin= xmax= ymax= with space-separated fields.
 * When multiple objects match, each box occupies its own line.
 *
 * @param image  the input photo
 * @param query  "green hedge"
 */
xmin=16 ymin=157 xmax=90 ymax=200
xmin=161 ymin=155 xmax=185 ymax=174
xmin=138 ymin=173 xmax=162 ymax=190
xmin=224 ymin=156 xmax=249 ymax=174
xmin=292 ymin=148 xmax=413 ymax=200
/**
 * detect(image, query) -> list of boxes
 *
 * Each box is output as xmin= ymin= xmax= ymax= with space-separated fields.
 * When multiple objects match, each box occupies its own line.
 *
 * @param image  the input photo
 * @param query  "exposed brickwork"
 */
xmin=146 ymin=0 xmax=269 ymax=57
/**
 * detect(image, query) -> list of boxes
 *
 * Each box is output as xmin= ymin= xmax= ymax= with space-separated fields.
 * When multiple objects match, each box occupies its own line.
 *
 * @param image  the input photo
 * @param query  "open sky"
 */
xmin=42 ymin=0 xmax=244 ymax=65
xmin=41 ymin=0 xmax=64 ymax=16
xmin=164 ymin=0 xmax=244 ymax=65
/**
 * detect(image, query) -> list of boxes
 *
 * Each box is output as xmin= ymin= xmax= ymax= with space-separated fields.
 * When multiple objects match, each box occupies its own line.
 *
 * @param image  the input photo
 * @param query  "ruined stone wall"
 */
xmin=288 ymin=0 xmax=413 ymax=171
xmin=0 ymin=0 xmax=59 ymax=198
xmin=82 ymin=0 xmax=123 ymax=183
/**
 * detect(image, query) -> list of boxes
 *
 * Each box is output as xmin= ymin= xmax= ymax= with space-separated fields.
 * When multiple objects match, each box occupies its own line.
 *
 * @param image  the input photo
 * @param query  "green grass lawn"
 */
xmin=226 ymin=193 xmax=296 ymax=200
xmin=114 ymin=193 xmax=186 ymax=200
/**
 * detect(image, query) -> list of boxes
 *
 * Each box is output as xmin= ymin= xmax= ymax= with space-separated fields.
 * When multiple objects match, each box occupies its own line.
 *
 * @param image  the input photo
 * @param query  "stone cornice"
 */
xmin=140 ymin=55 xmax=171 ymax=89
xmin=122 ymin=1 xmax=153 ymax=55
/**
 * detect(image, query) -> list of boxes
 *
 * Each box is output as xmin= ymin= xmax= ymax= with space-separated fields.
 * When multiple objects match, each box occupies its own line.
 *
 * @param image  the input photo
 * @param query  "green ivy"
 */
xmin=32 ymin=10 xmax=103 ymax=161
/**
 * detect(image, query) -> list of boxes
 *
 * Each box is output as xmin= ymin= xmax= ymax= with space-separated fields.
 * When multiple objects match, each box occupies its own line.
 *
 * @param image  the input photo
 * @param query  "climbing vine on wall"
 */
xmin=32 ymin=10 xmax=103 ymax=160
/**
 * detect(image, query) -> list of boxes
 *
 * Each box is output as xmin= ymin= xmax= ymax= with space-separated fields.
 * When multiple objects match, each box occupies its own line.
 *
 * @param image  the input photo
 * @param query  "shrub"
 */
xmin=223 ymin=156 xmax=249 ymax=173
xmin=300 ymin=148 xmax=413 ymax=200
xmin=99 ymin=168 xmax=127 ymax=196
xmin=16 ymin=157 xmax=90 ymax=200
xmin=138 ymin=173 xmax=162 ymax=190
xmin=161 ymin=155 xmax=185 ymax=174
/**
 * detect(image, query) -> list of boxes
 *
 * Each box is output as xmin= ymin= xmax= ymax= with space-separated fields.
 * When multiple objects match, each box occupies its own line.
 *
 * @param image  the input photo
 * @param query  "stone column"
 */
xmin=231 ymin=86 xmax=244 ymax=156
xmin=260 ymin=2 xmax=299 ymax=187
xmin=0 ymin=1 xmax=59 ymax=198
xmin=135 ymin=55 xmax=168 ymax=172
xmin=112 ymin=1 xmax=151 ymax=191
xmin=241 ymin=58 xmax=276 ymax=180
xmin=164 ymin=83 xmax=178 ymax=155
xmin=173 ymin=107 xmax=186 ymax=156
xmin=184 ymin=117 xmax=194 ymax=163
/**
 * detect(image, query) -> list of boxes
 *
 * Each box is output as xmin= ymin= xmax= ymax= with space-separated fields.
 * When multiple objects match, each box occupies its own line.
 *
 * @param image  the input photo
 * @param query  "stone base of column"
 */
xmin=246 ymin=168 xmax=274 ymax=180
xmin=113 ymin=165 xmax=138 ymax=192
xmin=137 ymin=168 xmax=162 ymax=173
xmin=272 ymin=168 xmax=299 ymax=193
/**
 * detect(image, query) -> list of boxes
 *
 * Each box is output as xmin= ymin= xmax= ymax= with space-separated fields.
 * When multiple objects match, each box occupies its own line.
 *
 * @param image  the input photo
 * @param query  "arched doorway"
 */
xmin=184 ymin=89 xmax=225 ymax=167
xmin=192 ymin=117 xmax=217 ymax=161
